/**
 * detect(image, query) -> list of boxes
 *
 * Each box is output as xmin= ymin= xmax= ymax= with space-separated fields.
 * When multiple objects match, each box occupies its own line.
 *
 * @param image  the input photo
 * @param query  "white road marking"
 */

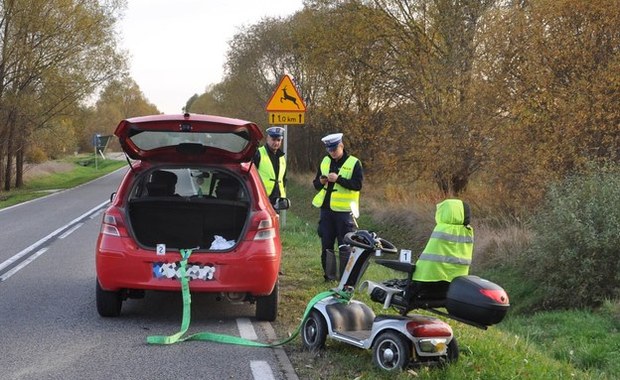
xmin=251 ymin=360 xmax=275 ymax=380
xmin=59 ymin=223 xmax=83 ymax=239
xmin=0 ymin=200 xmax=109 ymax=280
xmin=0 ymin=225 xmax=66 ymax=273
xmin=89 ymin=209 xmax=103 ymax=219
xmin=237 ymin=317 xmax=258 ymax=340
xmin=0 ymin=248 xmax=48 ymax=282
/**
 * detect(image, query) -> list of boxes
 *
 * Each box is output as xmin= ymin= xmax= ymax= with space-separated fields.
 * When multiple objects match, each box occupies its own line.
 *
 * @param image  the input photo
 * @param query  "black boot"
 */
xmin=322 ymin=249 xmax=337 ymax=281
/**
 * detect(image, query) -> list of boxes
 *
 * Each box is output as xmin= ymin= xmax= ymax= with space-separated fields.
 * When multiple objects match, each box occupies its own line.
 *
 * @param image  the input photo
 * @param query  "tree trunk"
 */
xmin=3 ymin=113 xmax=15 ymax=191
xmin=4 ymin=141 xmax=13 ymax=192
xmin=15 ymin=141 xmax=23 ymax=188
xmin=0 ymin=127 xmax=6 ymax=191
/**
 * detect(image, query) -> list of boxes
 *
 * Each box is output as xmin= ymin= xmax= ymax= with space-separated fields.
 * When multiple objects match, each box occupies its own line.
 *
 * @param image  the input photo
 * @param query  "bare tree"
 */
xmin=0 ymin=0 xmax=126 ymax=190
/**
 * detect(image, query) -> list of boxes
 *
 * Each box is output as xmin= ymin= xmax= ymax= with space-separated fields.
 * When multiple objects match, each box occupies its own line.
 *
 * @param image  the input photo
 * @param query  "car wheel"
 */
xmin=256 ymin=282 xmax=278 ymax=321
xmin=96 ymin=279 xmax=122 ymax=317
xmin=301 ymin=309 xmax=327 ymax=352
xmin=372 ymin=331 xmax=411 ymax=371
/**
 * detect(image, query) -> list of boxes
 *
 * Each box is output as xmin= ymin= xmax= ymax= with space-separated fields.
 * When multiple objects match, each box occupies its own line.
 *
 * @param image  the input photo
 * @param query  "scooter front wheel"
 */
xmin=302 ymin=309 xmax=327 ymax=352
xmin=372 ymin=331 xmax=411 ymax=371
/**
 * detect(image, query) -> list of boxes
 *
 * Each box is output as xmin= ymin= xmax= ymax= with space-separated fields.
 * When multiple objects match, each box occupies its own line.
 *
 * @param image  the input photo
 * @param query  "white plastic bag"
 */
xmin=209 ymin=235 xmax=235 ymax=250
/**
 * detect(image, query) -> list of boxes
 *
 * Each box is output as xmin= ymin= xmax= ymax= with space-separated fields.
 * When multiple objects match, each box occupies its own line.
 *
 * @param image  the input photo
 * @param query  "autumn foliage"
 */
xmin=187 ymin=0 xmax=620 ymax=214
xmin=0 ymin=0 xmax=157 ymax=191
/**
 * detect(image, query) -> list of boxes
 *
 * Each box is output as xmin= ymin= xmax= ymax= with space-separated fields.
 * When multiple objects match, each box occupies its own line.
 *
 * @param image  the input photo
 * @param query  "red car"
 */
xmin=95 ymin=113 xmax=289 ymax=321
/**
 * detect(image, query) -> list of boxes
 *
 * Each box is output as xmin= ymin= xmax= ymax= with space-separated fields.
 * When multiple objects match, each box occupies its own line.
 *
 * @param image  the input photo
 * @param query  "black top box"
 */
xmin=445 ymin=275 xmax=510 ymax=326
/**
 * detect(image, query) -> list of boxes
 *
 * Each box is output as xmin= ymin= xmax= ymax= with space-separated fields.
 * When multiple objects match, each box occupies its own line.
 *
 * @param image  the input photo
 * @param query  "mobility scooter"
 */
xmin=301 ymin=205 xmax=510 ymax=371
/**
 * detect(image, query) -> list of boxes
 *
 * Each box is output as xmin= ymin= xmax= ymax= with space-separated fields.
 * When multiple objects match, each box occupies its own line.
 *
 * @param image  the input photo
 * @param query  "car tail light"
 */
xmin=101 ymin=208 xmax=128 ymax=237
xmin=249 ymin=210 xmax=276 ymax=241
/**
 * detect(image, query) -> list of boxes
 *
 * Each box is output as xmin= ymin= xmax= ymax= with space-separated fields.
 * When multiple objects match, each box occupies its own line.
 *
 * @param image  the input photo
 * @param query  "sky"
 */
xmin=117 ymin=0 xmax=305 ymax=114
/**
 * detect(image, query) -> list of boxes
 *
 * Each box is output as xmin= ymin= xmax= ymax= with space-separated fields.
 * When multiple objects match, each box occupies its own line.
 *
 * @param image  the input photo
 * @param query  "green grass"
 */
xmin=0 ymin=154 xmax=126 ymax=209
xmin=275 ymin=178 xmax=618 ymax=379
xmin=504 ymin=310 xmax=620 ymax=377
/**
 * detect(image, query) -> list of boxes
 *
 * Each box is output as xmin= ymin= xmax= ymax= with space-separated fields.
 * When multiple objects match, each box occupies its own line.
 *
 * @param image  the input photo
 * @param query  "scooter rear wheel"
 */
xmin=418 ymin=336 xmax=459 ymax=367
xmin=302 ymin=309 xmax=328 ymax=352
xmin=372 ymin=331 xmax=411 ymax=371
xmin=446 ymin=337 xmax=459 ymax=363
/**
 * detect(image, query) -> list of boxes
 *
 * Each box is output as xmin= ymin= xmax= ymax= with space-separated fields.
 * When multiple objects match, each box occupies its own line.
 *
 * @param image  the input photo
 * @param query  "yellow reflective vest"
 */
xmin=312 ymin=155 xmax=360 ymax=212
xmin=412 ymin=199 xmax=474 ymax=282
xmin=257 ymin=146 xmax=286 ymax=198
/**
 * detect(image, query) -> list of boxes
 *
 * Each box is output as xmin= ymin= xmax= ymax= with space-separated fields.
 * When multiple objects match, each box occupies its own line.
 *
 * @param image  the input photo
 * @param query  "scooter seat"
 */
xmin=369 ymin=278 xmax=449 ymax=313
xmin=375 ymin=259 xmax=415 ymax=274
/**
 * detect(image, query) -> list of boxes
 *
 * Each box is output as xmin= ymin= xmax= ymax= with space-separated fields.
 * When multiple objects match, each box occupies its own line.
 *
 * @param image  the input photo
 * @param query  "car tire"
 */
xmin=301 ymin=309 xmax=327 ymax=352
xmin=256 ymin=282 xmax=278 ymax=321
xmin=372 ymin=331 xmax=411 ymax=371
xmin=96 ymin=279 xmax=122 ymax=317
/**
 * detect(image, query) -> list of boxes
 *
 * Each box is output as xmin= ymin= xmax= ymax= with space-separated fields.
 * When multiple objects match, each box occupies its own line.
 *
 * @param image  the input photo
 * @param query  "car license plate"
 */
xmin=152 ymin=262 xmax=215 ymax=280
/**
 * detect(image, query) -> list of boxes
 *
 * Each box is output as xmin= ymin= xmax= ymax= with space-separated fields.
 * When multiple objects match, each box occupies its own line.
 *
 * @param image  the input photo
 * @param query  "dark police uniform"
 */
xmin=312 ymin=134 xmax=363 ymax=280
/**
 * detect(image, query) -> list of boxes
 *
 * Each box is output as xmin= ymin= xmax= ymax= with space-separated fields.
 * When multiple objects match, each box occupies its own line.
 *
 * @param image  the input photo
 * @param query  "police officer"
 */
xmin=312 ymin=133 xmax=363 ymax=281
xmin=254 ymin=126 xmax=287 ymax=205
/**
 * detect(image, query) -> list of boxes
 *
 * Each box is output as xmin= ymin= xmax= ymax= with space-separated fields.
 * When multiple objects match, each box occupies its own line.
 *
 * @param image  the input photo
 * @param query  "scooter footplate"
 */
xmin=335 ymin=329 xmax=372 ymax=341
xmin=326 ymin=302 xmax=375 ymax=331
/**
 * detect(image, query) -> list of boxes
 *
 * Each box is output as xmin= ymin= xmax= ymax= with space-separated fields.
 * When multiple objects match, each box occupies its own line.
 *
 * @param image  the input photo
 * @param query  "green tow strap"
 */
xmin=147 ymin=249 xmax=351 ymax=347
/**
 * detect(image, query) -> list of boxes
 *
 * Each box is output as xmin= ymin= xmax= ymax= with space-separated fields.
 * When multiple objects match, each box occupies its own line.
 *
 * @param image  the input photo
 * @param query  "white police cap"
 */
xmin=266 ymin=126 xmax=285 ymax=138
xmin=321 ymin=133 xmax=343 ymax=151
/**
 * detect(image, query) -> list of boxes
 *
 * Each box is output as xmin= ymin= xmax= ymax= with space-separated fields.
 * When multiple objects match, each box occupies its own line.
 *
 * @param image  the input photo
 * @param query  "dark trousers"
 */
xmin=318 ymin=208 xmax=355 ymax=279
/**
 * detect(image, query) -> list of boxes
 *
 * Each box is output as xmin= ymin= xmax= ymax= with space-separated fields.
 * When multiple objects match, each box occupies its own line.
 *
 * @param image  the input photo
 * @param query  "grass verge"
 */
xmin=0 ymin=154 xmax=126 ymax=209
xmin=276 ymin=177 xmax=617 ymax=379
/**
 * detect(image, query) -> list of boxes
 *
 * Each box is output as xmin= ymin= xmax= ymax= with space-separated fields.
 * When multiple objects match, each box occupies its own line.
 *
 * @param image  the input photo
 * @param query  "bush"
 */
xmin=26 ymin=146 xmax=48 ymax=164
xmin=524 ymin=165 xmax=620 ymax=309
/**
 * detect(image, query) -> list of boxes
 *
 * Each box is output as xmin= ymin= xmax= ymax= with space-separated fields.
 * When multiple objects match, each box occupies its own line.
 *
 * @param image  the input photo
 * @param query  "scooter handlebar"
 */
xmin=344 ymin=230 xmax=375 ymax=250
xmin=377 ymin=238 xmax=397 ymax=254
xmin=344 ymin=230 xmax=398 ymax=254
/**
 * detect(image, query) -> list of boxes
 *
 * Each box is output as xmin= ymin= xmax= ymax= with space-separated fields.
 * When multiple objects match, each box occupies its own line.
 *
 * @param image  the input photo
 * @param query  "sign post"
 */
xmin=265 ymin=75 xmax=307 ymax=227
xmin=93 ymin=134 xmax=101 ymax=170
xmin=92 ymin=134 xmax=112 ymax=170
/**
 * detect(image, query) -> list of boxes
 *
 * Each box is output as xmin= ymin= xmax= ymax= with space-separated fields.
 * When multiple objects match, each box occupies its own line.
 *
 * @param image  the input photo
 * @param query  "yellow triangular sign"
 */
xmin=266 ymin=75 xmax=306 ymax=112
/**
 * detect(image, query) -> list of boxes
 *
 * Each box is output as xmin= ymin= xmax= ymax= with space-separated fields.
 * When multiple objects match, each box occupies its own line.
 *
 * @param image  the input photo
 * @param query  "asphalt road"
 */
xmin=0 ymin=168 xmax=297 ymax=380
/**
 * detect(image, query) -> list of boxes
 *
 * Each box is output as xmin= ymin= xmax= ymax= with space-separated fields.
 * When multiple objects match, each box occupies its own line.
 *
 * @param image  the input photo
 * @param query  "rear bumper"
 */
xmin=96 ymin=236 xmax=280 ymax=296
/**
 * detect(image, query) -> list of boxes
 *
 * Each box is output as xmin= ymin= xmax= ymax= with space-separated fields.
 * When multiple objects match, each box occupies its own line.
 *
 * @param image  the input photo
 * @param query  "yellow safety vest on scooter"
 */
xmin=312 ymin=156 xmax=360 ymax=211
xmin=412 ymin=199 xmax=474 ymax=282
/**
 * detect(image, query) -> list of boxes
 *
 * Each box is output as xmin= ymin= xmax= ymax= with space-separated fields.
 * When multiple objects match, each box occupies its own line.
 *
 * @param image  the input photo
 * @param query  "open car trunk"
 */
xmin=126 ymin=168 xmax=250 ymax=250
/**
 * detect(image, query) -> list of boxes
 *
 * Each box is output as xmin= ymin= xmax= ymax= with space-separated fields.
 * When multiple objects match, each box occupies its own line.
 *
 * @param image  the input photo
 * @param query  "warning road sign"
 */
xmin=265 ymin=75 xmax=306 ymax=112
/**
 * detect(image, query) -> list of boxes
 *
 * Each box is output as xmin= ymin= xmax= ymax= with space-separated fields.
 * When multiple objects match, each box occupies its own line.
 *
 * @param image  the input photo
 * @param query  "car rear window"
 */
xmin=128 ymin=131 xmax=250 ymax=153
xmin=132 ymin=168 xmax=248 ymax=201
